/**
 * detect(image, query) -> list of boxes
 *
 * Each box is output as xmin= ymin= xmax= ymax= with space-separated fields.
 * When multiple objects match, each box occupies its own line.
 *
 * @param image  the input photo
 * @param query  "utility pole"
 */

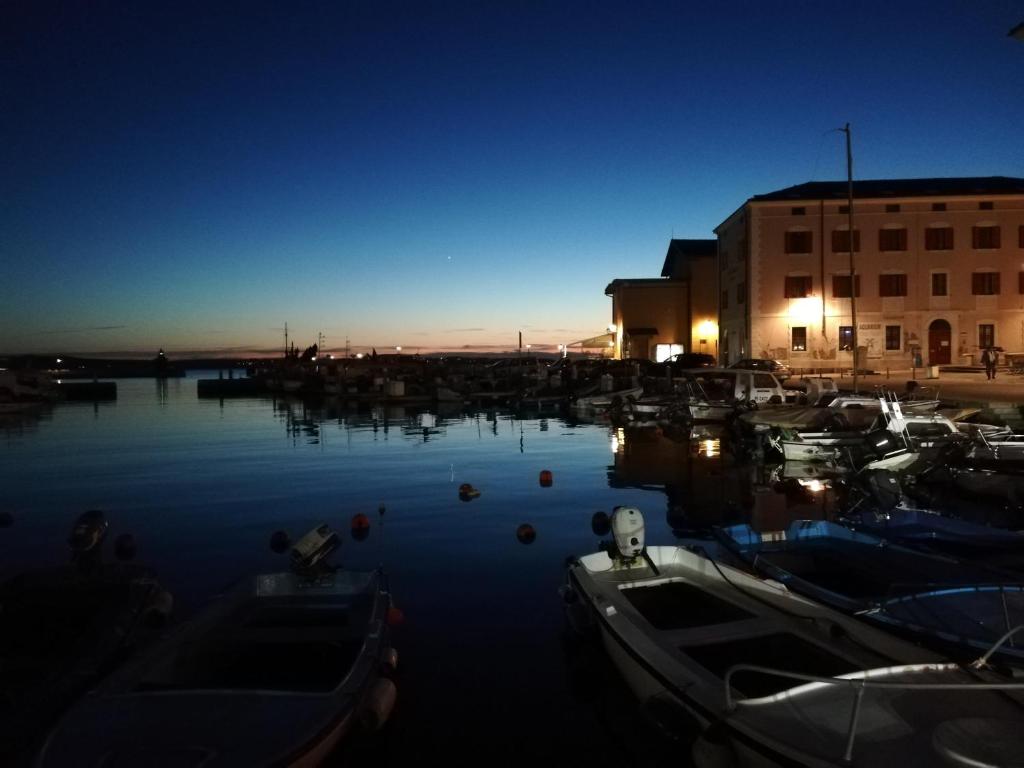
xmin=840 ymin=123 xmax=858 ymax=393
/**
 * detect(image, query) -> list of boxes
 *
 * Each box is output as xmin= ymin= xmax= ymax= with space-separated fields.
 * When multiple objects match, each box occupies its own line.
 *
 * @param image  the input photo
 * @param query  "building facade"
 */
xmin=716 ymin=177 xmax=1024 ymax=369
xmin=606 ymin=239 xmax=718 ymax=360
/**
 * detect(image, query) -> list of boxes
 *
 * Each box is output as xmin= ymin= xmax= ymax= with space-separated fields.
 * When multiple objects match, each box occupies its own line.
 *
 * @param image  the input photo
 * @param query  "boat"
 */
xmin=571 ymin=385 xmax=644 ymax=410
xmin=0 ymin=511 xmax=172 ymax=766
xmin=36 ymin=524 xmax=398 ymax=767
xmin=844 ymin=506 xmax=1024 ymax=554
xmin=715 ymin=519 xmax=1024 ymax=664
xmin=565 ymin=508 xmax=1024 ymax=767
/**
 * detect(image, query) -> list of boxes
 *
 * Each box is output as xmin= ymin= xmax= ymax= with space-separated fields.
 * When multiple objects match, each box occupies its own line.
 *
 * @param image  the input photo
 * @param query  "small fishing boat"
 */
xmin=565 ymin=508 xmax=1024 ymax=767
xmin=844 ymin=507 xmax=1024 ymax=553
xmin=36 ymin=524 xmax=398 ymax=767
xmin=716 ymin=519 xmax=1024 ymax=664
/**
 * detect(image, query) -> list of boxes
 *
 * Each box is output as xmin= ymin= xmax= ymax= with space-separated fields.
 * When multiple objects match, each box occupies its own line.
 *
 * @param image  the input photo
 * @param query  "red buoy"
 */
xmin=516 ymin=523 xmax=537 ymax=544
xmin=351 ymin=513 xmax=371 ymax=541
xmin=387 ymin=606 xmax=405 ymax=627
xmin=539 ymin=470 xmax=553 ymax=487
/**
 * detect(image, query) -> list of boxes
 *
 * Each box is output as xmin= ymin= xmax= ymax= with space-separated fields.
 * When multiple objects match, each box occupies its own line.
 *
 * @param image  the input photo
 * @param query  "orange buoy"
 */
xmin=351 ymin=513 xmax=371 ymax=541
xmin=387 ymin=606 xmax=405 ymax=627
xmin=516 ymin=523 xmax=537 ymax=544
xmin=458 ymin=483 xmax=481 ymax=501
xmin=539 ymin=470 xmax=553 ymax=487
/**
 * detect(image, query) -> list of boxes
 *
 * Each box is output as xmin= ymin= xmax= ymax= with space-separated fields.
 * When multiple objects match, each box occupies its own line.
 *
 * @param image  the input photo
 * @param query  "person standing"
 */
xmin=981 ymin=346 xmax=998 ymax=380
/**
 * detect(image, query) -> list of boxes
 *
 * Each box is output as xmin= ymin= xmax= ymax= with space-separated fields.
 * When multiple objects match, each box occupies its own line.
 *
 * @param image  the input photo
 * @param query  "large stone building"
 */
xmin=605 ymin=239 xmax=717 ymax=360
xmin=716 ymin=177 xmax=1024 ymax=369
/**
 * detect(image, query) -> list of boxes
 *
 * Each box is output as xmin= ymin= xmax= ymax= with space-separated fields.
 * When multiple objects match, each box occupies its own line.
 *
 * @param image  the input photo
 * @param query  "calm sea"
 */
xmin=0 ymin=373 xmax=832 ymax=765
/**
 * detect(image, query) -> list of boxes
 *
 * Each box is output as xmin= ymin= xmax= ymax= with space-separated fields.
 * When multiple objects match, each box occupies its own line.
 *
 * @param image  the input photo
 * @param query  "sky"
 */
xmin=3 ymin=1 xmax=1023 ymax=356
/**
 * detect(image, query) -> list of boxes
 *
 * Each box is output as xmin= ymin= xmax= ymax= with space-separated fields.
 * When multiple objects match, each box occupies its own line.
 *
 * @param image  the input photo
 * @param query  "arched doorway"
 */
xmin=928 ymin=319 xmax=951 ymax=365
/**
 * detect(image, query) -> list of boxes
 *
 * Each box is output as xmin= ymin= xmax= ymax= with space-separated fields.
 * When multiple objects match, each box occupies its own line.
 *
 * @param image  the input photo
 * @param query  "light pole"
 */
xmin=837 ymin=123 xmax=858 ymax=393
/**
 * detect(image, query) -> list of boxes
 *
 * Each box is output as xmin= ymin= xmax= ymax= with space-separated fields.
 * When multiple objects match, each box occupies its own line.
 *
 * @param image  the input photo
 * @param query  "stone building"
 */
xmin=605 ymin=239 xmax=718 ymax=360
xmin=716 ymin=177 xmax=1024 ymax=369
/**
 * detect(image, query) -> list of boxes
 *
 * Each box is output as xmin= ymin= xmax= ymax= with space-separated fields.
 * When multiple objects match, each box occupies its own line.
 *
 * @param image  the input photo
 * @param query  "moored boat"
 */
xmin=36 ymin=524 xmax=398 ymax=767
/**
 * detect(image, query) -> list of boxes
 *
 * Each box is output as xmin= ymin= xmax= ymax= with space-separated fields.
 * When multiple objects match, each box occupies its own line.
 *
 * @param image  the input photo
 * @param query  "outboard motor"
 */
xmin=610 ymin=506 xmax=645 ymax=559
xmin=864 ymin=428 xmax=901 ymax=459
xmin=862 ymin=469 xmax=902 ymax=512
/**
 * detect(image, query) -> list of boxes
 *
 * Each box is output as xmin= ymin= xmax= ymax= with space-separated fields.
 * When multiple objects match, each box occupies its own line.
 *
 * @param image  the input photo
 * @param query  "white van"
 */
xmin=678 ymin=368 xmax=789 ymax=404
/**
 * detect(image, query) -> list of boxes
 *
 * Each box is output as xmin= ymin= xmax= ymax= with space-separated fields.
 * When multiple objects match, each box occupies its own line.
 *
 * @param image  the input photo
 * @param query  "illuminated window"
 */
xmin=885 ymin=325 xmax=901 ymax=351
xmin=791 ymin=327 xmax=807 ymax=352
xmin=831 ymin=274 xmax=860 ymax=298
xmin=831 ymin=229 xmax=860 ymax=252
xmin=785 ymin=230 xmax=813 ymax=254
xmin=979 ymin=324 xmax=995 ymax=348
xmin=784 ymin=275 xmax=812 ymax=298
xmin=932 ymin=273 xmax=948 ymax=296
xmin=879 ymin=274 xmax=907 ymax=297
xmin=972 ymin=272 xmax=1000 ymax=295
xmin=925 ymin=226 xmax=953 ymax=250
xmin=879 ymin=228 xmax=907 ymax=251
xmin=972 ymin=225 xmax=1000 ymax=249
xmin=838 ymin=326 xmax=854 ymax=351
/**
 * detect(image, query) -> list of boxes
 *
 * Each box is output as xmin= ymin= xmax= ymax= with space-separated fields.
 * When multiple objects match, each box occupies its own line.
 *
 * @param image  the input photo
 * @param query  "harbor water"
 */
xmin=4 ymin=373 xmax=1007 ymax=764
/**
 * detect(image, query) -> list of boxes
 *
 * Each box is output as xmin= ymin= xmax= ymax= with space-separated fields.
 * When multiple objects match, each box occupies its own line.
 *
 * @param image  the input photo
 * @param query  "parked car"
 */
xmin=667 ymin=352 xmax=716 ymax=368
xmin=728 ymin=358 xmax=791 ymax=381
xmin=679 ymin=367 xmax=790 ymax=404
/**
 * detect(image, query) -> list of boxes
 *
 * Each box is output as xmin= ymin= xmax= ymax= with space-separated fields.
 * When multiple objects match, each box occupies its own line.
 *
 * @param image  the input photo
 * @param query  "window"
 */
xmin=784 ymin=275 xmax=812 ymax=298
xmin=972 ymin=272 xmax=1001 ymax=295
xmin=879 ymin=274 xmax=907 ymax=296
xmin=932 ymin=202 xmax=946 ymax=212
xmin=791 ymin=327 xmax=807 ymax=352
xmin=979 ymin=201 xmax=994 ymax=210
xmin=886 ymin=204 xmax=901 ymax=213
xmin=838 ymin=326 xmax=854 ymax=351
xmin=879 ymin=228 xmax=908 ymax=251
xmin=721 ymin=289 xmax=729 ymax=310
xmin=1019 ymin=225 xmax=1024 ymax=248
xmin=791 ymin=207 xmax=806 ymax=216
xmin=831 ymin=229 xmax=861 ymax=252
xmin=924 ymin=226 xmax=953 ymax=250
xmin=838 ymin=205 xmax=850 ymax=214
xmin=831 ymin=274 xmax=861 ymax=298
xmin=931 ymin=272 xmax=948 ymax=296
xmin=785 ymin=230 xmax=813 ymax=253
xmin=753 ymin=373 xmax=777 ymax=388
xmin=979 ymin=324 xmax=995 ymax=348
xmin=972 ymin=225 xmax=1000 ymax=249
xmin=736 ymin=281 xmax=746 ymax=304
xmin=1019 ymin=272 xmax=1024 ymax=295
xmin=885 ymin=325 xmax=901 ymax=351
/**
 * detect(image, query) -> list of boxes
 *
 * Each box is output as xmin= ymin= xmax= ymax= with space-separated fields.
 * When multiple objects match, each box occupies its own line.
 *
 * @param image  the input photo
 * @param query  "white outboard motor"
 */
xmin=610 ymin=506 xmax=645 ymax=559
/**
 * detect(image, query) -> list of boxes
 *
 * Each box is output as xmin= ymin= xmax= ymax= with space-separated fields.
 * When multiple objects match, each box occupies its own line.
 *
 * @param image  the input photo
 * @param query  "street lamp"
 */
xmin=395 ymin=346 xmax=402 ymax=354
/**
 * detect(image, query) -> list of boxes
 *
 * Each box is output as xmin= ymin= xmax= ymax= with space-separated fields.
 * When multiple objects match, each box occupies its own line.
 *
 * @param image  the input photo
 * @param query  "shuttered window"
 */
xmin=972 ymin=272 xmax=1000 ymax=295
xmin=879 ymin=274 xmax=907 ymax=297
xmin=784 ymin=275 xmax=812 ymax=298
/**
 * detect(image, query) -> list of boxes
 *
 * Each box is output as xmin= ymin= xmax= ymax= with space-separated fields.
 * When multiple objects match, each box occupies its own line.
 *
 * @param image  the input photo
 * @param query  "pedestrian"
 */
xmin=981 ymin=346 xmax=997 ymax=380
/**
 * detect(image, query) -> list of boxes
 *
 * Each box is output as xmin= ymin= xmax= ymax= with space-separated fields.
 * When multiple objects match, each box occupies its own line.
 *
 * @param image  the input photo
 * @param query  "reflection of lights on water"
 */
xmin=702 ymin=439 xmax=720 ymax=458
xmin=611 ymin=427 xmax=626 ymax=453
xmin=797 ymin=478 xmax=827 ymax=492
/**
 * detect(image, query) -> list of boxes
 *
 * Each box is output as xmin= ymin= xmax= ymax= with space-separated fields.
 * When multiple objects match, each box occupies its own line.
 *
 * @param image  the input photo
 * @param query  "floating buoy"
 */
xmin=539 ymin=470 xmax=553 ymax=487
xmin=516 ymin=523 xmax=537 ymax=544
xmin=458 ymin=483 xmax=481 ymax=501
xmin=351 ymin=513 xmax=371 ymax=541
xmin=269 ymin=530 xmax=291 ymax=554
xmin=114 ymin=533 xmax=137 ymax=561
xmin=0 ymin=511 xmax=13 ymax=528
xmin=387 ymin=606 xmax=405 ymax=627
xmin=591 ymin=511 xmax=610 ymax=536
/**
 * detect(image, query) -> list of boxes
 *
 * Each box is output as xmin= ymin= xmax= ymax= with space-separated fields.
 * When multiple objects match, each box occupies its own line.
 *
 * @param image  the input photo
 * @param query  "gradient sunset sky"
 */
xmin=4 ymin=2 xmax=1023 ymax=356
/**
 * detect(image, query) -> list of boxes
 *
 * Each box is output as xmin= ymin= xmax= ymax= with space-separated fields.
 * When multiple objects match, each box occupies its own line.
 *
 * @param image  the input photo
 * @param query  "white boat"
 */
xmin=565 ymin=508 xmax=1024 ymax=767
xmin=572 ymin=385 xmax=644 ymax=410
xmin=36 ymin=525 xmax=398 ymax=767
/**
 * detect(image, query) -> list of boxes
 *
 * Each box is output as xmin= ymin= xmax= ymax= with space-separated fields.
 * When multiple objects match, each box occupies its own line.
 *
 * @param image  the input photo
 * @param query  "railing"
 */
xmin=723 ymin=633 xmax=1024 ymax=763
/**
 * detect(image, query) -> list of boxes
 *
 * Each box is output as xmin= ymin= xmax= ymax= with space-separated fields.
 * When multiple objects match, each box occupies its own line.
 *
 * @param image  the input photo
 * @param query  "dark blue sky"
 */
xmin=4 ymin=1 xmax=1023 ymax=354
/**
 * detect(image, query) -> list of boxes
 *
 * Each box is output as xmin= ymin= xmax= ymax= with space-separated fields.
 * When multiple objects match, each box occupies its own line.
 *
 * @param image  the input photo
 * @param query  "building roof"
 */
xmin=604 ymin=277 xmax=682 ymax=296
xmin=661 ymin=238 xmax=716 ymax=277
xmin=750 ymin=176 xmax=1024 ymax=203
